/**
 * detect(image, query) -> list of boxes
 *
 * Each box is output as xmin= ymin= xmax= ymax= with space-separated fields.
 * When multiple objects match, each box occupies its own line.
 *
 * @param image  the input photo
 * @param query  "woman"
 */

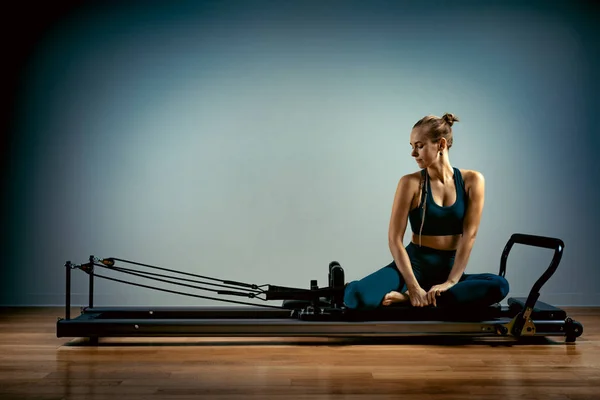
xmin=344 ymin=113 xmax=509 ymax=309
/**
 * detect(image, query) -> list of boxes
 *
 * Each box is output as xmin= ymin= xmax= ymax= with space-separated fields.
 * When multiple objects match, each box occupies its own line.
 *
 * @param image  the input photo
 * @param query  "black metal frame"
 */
xmin=57 ymin=233 xmax=584 ymax=343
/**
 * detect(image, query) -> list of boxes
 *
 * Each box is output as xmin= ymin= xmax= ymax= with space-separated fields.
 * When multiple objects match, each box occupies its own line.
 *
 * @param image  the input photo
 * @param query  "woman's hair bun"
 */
xmin=441 ymin=113 xmax=459 ymax=127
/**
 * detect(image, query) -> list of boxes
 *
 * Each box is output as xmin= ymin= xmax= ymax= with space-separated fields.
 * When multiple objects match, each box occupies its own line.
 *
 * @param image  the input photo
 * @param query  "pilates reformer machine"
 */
xmin=56 ymin=233 xmax=583 ymax=343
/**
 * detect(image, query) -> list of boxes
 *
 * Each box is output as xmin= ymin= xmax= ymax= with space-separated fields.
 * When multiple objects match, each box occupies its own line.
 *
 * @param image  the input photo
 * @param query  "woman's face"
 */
xmin=410 ymin=128 xmax=439 ymax=168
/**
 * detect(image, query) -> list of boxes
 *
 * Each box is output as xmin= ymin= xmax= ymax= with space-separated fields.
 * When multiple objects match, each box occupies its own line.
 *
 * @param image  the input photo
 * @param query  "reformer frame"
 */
xmin=56 ymin=233 xmax=584 ymax=343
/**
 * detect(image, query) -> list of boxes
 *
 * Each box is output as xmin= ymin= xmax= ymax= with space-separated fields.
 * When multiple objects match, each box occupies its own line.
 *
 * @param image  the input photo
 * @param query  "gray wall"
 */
xmin=2 ymin=0 xmax=599 ymax=307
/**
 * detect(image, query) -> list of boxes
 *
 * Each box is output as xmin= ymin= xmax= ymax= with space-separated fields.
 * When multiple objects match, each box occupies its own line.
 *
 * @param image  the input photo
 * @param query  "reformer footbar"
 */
xmin=56 ymin=233 xmax=584 ymax=343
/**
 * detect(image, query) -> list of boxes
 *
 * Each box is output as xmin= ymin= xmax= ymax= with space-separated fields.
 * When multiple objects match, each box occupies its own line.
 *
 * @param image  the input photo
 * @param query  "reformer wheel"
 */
xmin=565 ymin=317 xmax=583 ymax=343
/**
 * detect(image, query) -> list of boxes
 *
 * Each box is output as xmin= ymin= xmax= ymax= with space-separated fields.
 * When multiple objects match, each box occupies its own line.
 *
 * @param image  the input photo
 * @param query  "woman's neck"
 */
xmin=427 ymin=159 xmax=454 ymax=184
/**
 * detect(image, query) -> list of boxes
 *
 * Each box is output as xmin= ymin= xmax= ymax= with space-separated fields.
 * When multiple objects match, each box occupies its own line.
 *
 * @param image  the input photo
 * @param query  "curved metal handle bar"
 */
xmin=498 ymin=233 xmax=564 ymax=282
xmin=498 ymin=233 xmax=564 ymax=335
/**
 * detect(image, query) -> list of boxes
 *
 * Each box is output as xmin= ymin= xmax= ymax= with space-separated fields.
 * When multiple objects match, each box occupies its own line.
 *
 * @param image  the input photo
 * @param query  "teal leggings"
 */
xmin=343 ymin=242 xmax=510 ymax=310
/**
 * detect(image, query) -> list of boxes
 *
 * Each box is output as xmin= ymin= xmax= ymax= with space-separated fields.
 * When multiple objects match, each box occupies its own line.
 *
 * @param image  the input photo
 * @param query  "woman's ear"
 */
xmin=438 ymin=137 xmax=447 ymax=151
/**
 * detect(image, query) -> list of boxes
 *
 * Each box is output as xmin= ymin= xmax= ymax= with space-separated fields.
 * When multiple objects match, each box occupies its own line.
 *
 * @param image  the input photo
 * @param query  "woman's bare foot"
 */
xmin=382 ymin=290 xmax=410 ymax=306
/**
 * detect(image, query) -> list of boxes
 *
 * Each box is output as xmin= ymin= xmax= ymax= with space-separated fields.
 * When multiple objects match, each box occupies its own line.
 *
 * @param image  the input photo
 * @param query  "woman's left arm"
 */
xmin=427 ymin=171 xmax=485 ymax=305
xmin=446 ymin=170 xmax=485 ymax=284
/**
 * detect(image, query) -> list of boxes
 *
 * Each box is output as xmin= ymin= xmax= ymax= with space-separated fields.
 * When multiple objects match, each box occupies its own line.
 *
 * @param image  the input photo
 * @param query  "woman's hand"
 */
xmin=427 ymin=281 xmax=455 ymax=307
xmin=409 ymin=286 xmax=430 ymax=307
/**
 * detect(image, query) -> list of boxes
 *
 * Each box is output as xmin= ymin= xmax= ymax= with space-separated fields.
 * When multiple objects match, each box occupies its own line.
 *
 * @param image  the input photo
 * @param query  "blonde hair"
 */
xmin=413 ymin=113 xmax=459 ymax=148
xmin=415 ymin=113 xmax=459 ymax=246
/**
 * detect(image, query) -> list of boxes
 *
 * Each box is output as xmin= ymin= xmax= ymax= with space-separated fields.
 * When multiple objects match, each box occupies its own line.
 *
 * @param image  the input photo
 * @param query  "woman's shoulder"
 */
xmin=458 ymin=168 xmax=484 ymax=183
xmin=394 ymin=171 xmax=424 ymax=197
xmin=399 ymin=170 xmax=424 ymax=186
xmin=458 ymin=168 xmax=485 ymax=194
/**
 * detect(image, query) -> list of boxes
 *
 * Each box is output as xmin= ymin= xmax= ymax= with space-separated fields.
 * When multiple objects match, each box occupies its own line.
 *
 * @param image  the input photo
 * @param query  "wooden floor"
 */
xmin=0 ymin=307 xmax=599 ymax=400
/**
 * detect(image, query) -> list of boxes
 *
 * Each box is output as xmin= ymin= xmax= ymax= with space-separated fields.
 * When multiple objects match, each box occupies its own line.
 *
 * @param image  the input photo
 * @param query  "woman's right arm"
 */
xmin=388 ymin=174 xmax=429 ymax=306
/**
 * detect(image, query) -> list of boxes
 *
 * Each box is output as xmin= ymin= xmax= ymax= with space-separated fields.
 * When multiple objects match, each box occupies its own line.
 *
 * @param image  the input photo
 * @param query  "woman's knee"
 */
xmin=460 ymin=273 xmax=510 ymax=303
xmin=485 ymin=274 xmax=510 ymax=302
xmin=496 ymin=275 xmax=510 ymax=298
